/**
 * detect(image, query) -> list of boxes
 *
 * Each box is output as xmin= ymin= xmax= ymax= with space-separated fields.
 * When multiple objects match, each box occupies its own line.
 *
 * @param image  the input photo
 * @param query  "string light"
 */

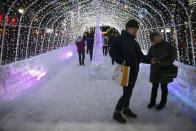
xmin=0 ymin=0 xmax=195 ymax=67
xmin=18 ymin=8 xmax=25 ymax=14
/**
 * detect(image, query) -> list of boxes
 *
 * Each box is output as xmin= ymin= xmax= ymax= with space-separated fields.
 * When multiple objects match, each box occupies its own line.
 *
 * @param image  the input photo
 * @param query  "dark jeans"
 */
xmin=86 ymin=46 xmax=90 ymax=54
xmin=109 ymin=47 xmax=114 ymax=65
xmin=78 ymin=52 xmax=85 ymax=65
xmin=103 ymin=46 xmax=108 ymax=56
xmin=89 ymin=48 xmax=93 ymax=61
xmin=112 ymin=59 xmax=115 ymax=65
xmin=150 ymin=83 xmax=168 ymax=105
xmin=115 ymin=71 xmax=138 ymax=111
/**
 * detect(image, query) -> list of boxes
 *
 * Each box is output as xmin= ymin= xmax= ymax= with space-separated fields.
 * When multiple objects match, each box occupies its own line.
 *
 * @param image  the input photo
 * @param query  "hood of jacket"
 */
xmin=76 ymin=38 xmax=83 ymax=43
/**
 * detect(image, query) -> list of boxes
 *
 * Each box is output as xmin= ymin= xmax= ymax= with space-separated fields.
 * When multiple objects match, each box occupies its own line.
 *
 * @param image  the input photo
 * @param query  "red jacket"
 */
xmin=76 ymin=40 xmax=85 ymax=53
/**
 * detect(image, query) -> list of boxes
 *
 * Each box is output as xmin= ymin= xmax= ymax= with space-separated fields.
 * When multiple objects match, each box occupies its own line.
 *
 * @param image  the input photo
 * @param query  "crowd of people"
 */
xmin=75 ymin=30 xmax=119 ymax=66
xmin=76 ymin=19 xmax=177 ymax=124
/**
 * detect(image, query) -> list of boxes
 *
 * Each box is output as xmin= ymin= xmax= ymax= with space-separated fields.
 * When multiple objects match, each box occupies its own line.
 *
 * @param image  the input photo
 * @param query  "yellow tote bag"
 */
xmin=112 ymin=64 xmax=130 ymax=87
xmin=121 ymin=65 xmax=130 ymax=87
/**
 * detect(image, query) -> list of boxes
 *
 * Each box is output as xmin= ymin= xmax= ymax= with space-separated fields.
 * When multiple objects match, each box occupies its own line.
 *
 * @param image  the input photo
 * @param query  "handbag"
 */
xmin=161 ymin=64 xmax=178 ymax=78
xmin=112 ymin=62 xmax=130 ymax=87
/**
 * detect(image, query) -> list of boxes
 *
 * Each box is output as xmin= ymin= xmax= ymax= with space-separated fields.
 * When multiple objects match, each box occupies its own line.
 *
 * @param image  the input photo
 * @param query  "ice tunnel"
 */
xmin=0 ymin=0 xmax=196 ymax=130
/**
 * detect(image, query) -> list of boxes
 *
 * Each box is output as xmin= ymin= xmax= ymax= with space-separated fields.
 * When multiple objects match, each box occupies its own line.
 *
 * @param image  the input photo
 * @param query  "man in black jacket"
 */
xmin=89 ymin=33 xmax=94 ymax=61
xmin=110 ymin=20 xmax=155 ymax=124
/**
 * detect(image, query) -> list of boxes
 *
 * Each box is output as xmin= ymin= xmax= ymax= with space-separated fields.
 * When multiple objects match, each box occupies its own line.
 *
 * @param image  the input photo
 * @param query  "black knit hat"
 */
xmin=126 ymin=19 xmax=139 ymax=30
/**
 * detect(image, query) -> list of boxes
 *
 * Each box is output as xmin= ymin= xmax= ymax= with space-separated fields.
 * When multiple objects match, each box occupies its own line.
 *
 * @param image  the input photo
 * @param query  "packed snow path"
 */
xmin=0 ymin=48 xmax=195 ymax=131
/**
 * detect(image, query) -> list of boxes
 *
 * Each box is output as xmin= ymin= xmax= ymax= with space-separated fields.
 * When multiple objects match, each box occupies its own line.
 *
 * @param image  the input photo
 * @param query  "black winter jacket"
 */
xmin=147 ymin=41 xmax=177 ymax=83
xmin=109 ymin=30 xmax=150 ymax=72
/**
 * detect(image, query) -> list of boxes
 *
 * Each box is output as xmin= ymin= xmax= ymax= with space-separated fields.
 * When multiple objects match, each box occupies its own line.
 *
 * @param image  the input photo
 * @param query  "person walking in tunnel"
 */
xmin=103 ymin=35 xmax=109 ymax=56
xmin=110 ymin=19 xmax=154 ymax=124
xmin=108 ymin=33 xmax=118 ymax=65
xmin=76 ymin=36 xmax=85 ymax=66
xmin=147 ymin=32 xmax=177 ymax=110
xmin=85 ymin=36 xmax=90 ymax=54
xmin=89 ymin=33 xmax=94 ymax=61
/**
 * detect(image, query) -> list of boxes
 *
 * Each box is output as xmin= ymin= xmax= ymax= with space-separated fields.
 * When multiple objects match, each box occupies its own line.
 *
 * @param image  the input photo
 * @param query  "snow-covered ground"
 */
xmin=0 ymin=46 xmax=196 ymax=131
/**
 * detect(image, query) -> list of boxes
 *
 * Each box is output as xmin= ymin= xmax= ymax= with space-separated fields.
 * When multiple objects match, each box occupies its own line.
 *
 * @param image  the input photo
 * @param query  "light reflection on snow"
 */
xmin=0 ymin=66 xmax=47 ymax=100
xmin=57 ymin=45 xmax=74 ymax=61
xmin=0 ymin=45 xmax=74 ymax=100
xmin=67 ymin=51 xmax=73 ymax=57
xmin=168 ymin=81 xmax=196 ymax=110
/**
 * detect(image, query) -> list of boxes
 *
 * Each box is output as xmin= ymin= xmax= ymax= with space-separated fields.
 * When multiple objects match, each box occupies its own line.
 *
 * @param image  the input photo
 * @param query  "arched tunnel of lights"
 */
xmin=0 ymin=0 xmax=196 ymax=115
xmin=0 ymin=0 xmax=196 ymax=67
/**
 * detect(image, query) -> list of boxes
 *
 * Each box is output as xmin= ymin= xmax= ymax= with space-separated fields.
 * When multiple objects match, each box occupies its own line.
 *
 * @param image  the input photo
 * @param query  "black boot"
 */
xmin=122 ymin=107 xmax=137 ymax=118
xmin=156 ymin=103 xmax=165 ymax=110
xmin=113 ymin=111 xmax=127 ymax=124
xmin=147 ymin=102 xmax=156 ymax=109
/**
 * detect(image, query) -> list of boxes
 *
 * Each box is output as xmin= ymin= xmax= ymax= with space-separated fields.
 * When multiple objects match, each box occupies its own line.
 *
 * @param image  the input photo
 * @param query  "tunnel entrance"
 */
xmin=83 ymin=26 xmax=119 ymax=39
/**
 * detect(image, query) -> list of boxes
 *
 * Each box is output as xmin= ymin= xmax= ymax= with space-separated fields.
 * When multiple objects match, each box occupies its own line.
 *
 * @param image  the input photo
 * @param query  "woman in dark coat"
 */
xmin=147 ymin=32 xmax=177 ymax=110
